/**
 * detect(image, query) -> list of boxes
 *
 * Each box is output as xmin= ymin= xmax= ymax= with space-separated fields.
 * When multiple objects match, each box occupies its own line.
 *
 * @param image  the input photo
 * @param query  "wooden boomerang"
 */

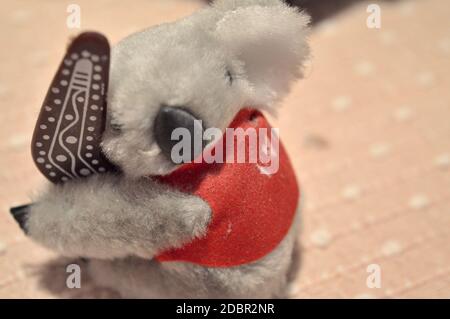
xmin=11 ymin=32 xmax=117 ymax=227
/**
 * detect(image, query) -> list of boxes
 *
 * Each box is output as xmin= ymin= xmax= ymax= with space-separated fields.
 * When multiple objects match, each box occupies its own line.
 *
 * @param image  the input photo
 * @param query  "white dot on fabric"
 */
xmin=92 ymin=159 xmax=99 ymax=165
xmin=434 ymin=154 xmax=449 ymax=169
xmin=409 ymin=194 xmax=430 ymax=210
xmin=54 ymin=99 xmax=61 ymax=105
xmin=49 ymin=172 xmax=56 ymax=177
xmin=48 ymin=117 xmax=55 ymax=122
xmin=81 ymin=50 xmax=90 ymax=58
xmin=379 ymin=31 xmax=395 ymax=45
xmin=45 ymin=106 xmax=52 ymax=111
xmin=89 ymin=116 xmax=97 ymax=121
xmin=36 ymin=142 xmax=43 ymax=147
xmin=393 ymin=107 xmax=413 ymax=121
xmin=93 ymin=74 xmax=101 ymax=81
xmin=91 ymin=55 xmax=99 ymax=62
xmin=51 ymin=87 xmax=60 ymax=94
xmin=0 ymin=241 xmax=6 ymax=255
xmin=416 ymin=72 xmax=436 ymax=87
xmin=65 ymin=114 xmax=74 ymax=120
xmin=91 ymin=105 xmax=99 ymax=110
xmin=331 ymin=96 xmax=352 ymax=111
xmin=354 ymin=61 xmax=375 ymax=76
xmin=43 ymin=135 xmax=50 ymax=140
xmin=36 ymin=157 xmax=45 ymax=163
xmin=438 ymin=38 xmax=450 ymax=54
xmin=62 ymin=69 xmax=69 ymax=75
xmin=40 ymin=124 xmax=47 ymax=129
xmin=87 ymin=127 xmax=94 ymax=132
xmin=342 ymin=185 xmax=362 ymax=200
xmin=86 ymin=136 xmax=93 ymax=141
xmin=92 ymin=84 xmax=100 ymax=90
xmin=98 ymin=167 xmax=106 ymax=172
xmin=94 ymin=65 xmax=102 ymax=72
xmin=310 ymin=229 xmax=332 ymax=248
xmin=60 ymin=80 xmax=68 ymax=86
xmin=369 ymin=143 xmax=391 ymax=158
xmin=381 ymin=240 xmax=402 ymax=256
xmin=71 ymin=53 xmax=79 ymax=60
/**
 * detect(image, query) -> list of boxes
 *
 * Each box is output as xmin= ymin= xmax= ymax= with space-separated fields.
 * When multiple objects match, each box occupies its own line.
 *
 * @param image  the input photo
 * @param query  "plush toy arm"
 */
xmin=25 ymin=174 xmax=211 ymax=260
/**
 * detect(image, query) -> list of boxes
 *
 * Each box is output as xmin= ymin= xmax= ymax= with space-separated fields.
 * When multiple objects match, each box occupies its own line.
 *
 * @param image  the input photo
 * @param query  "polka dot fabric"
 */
xmin=0 ymin=0 xmax=449 ymax=298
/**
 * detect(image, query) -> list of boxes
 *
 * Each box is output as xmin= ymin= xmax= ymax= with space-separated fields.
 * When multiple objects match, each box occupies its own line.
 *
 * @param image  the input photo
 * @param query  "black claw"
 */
xmin=10 ymin=204 xmax=31 ymax=234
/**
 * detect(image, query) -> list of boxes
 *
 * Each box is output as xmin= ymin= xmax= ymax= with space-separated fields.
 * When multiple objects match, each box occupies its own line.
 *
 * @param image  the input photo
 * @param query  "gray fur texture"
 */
xmin=26 ymin=0 xmax=309 ymax=298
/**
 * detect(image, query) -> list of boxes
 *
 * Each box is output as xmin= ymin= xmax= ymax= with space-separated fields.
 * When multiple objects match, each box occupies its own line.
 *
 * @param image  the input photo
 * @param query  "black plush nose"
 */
xmin=10 ymin=204 xmax=31 ymax=234
xmin=154 ymin=106 xmax=205 ymax=163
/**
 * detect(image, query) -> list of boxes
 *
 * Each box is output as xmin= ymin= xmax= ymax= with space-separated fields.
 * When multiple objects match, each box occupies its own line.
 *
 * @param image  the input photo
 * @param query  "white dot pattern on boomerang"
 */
xmin=91 ymin=55 xmax=99 ymax=62
xmin=98 ymin=167 xmax=106 ymax=172
xmin=92 ymin=159 xmax=99 ymax=165
xmin=87 ymin=127 xmax=94 ymax=132
xmin=65 ymin=114 xmax=74 ymax=120
xmin=92 ymin=84 xmax=99 ymax=90
xmin=40 ymin=124 xmax=47 ymax=129
xmin=71 ymin=53 xmax=79 ymax=60
xmin=80 ymin=168 xmax=91 ymax=176
xmin=93 ymin=74 xmax=101 ymax=80
xmin=51 ymin=87 xmax=59 ymax=94
xmin=45 ymin=164 xmax=52 ymax=169
xmin=61 ymin=176 xmax=69 ymax=181
xmin=49 ymin=172 xmax=56 ymax=177
xmin=56 ymin=155 xmax=67 ymax=162
xmin=94 ymin=65 xmax=102 ymax=72
xmin=43 ymin=135 xmax=50 ymax=140
xmin=92 ymin=94 xmax=99 ymax=100
xmin=62 ymin=69 xmax=70 ymax=75
xmin=91 ymin=105 xmax=98 ymax=110
xmin=89 ymin=116 xmax=96 ymax=121
xmin=66 ymin=136 xmax=77 ymax=144
xmin=36 ymin=157 xmax=45 ymax=163
xmin=39 ymin=151 xmax=45 ymax=155
xmin=48 ymin=117 xmax=55 ymax=122
xmin=44 ymin=106 xmax=51 ymax=111
xmin=86 ymin=145 xmax=93 ymax=150
xmin=81 ymin=50 xmax=90 ymax=58
xmin=36 ymin=142 xmax=43 ymax=147
xmin=86 ymin=136 xmax=93 ymax=141
xmin=77 ymin=96 xmax=85 ymax=102
xmin=86 ymin=153 xmax=92 ymax=158
xmin=64 ymin=59 xmax=72 ymax=66
xmin=60 ymin=80 xmax=68 ymax=86
xmin=54 ymin=99 xmax=61 ymax=105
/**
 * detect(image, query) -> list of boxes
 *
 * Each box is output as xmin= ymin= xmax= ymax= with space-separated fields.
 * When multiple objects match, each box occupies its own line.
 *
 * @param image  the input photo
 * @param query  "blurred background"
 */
xmin=0 ymin=0 xmax=449 ymax=298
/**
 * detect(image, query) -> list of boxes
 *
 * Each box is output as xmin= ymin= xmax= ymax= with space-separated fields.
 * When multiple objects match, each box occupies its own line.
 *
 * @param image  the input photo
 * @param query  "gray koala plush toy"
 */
xmin=13 ymin=0 xmax=310 ymax=298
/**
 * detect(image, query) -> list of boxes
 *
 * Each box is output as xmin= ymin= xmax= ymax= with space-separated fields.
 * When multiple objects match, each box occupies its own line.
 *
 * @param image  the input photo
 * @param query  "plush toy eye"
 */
xmin=225 ymin=69 xmax=233 ymax=85
xmin=154 ymin=106 xmax=205 ymax=163
xmin=110 ymin=121 xmax=122 ymax=132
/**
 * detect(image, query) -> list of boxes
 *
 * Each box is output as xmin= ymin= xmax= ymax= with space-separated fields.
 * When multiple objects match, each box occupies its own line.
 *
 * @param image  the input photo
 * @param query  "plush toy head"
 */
xmin=101 ymin=0 xmax=310 ymax=178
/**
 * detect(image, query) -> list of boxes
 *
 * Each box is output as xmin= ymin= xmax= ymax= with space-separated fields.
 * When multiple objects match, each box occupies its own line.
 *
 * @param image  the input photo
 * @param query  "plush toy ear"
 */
xmin=212 ymin=0 xmax=310 ymax=107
